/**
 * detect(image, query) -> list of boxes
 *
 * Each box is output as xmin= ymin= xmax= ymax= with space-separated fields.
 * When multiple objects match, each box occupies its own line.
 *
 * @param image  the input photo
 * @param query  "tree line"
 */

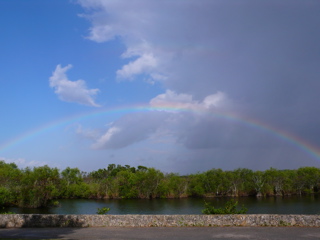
xmin=0 ymin=160 xmax=319 ymax=208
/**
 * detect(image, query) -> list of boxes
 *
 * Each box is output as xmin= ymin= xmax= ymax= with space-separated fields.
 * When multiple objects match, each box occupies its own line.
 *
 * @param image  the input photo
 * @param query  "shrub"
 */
xmin=202 ymin=199 xmax=247 ymax=214
xmin=0 ymin=207 xmax=15 ymax=214
xmin=96 ymin=207 xmax=110 ymax=214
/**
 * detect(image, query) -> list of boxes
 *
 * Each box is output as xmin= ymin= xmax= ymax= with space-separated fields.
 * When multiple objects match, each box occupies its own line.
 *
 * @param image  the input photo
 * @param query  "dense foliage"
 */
xmin=0 ymin=160 xmax=319 ymax=208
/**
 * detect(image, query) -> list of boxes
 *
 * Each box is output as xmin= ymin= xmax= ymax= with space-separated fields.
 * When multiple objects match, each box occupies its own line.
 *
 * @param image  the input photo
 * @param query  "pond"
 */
xmin=2 ymin=195 xmax=320 ymax=215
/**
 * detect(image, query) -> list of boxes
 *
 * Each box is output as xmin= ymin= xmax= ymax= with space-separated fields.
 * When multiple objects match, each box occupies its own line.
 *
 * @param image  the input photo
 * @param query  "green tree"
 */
xmin=165 ymin=173 xmax=188 ymax=198
xmin=187 ymin=173 xmax=205 ymax=197
xmin=90 ymin=168 xmax=109 ymax=181
xmin=252 ymin=171 xmax=267 ymax=197
xmin=0 ymin=187 xmax=12 ymax=206
xmin=116 ymin=170 xmax=137 ymax=198
xmin=225 ymin=168 xmax=253 ymax=196
xmin=18 ymin=166 xmax=60 ymax=208
xmin=265 ymin=168 xmax=283 ymax=196
xmin=61 ymin=167 xmax=83 ymax=185
xmin=297 ymin=167 xmax=320 ymax=194
xmin=0 ymin=161 xmax=21 ymax=206
xmin=135 ymin=168 xmax=164 ymax=198
xmin=60 ymin=167 xmax=89 ymax=198
xmin=203 ymin=169 xmax=226 ymax=196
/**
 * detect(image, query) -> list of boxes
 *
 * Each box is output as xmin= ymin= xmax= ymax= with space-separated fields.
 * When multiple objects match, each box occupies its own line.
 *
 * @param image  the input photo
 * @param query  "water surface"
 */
xmin=3 ymin=195 xmax=319 ymax=215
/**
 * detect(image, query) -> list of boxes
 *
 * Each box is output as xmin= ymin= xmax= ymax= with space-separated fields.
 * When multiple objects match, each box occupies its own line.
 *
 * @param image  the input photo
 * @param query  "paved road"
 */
xmin=0 ymin=227 xmax=320 ymax=240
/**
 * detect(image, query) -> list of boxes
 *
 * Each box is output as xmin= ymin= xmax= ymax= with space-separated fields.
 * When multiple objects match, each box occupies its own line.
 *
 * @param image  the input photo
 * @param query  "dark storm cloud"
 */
xmin=78 ymin=0 xmax=320 ymax=172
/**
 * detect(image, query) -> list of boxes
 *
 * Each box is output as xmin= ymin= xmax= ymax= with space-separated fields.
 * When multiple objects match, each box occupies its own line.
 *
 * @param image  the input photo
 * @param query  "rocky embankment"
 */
xmin=0 ymin=214 xmax=320 ymax=228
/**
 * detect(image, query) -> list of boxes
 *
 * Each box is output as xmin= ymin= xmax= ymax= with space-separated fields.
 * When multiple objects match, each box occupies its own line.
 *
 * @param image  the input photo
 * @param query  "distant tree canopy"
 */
xmin=0 ymin=160 xmax=320 ymax=208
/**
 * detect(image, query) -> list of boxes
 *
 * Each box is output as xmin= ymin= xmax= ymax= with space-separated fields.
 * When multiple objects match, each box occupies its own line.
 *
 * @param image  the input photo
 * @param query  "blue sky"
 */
xmin=1 ymin=0 xmax=320 ymax=174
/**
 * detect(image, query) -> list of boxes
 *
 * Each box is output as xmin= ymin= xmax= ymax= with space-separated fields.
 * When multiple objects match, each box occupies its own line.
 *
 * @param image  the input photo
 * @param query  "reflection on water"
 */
xmin=2 ymin=195 xmax=319 ymax=215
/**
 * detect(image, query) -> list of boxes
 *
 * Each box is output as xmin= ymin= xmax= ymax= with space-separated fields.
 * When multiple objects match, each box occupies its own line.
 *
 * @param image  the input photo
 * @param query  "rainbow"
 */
xmin=1 ymin=104 xmax=320 ymax=162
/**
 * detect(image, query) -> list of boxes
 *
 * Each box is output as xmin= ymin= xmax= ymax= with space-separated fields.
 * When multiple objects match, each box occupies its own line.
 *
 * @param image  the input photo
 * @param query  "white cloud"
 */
xmin=78 ymin=0 xmax=171 ymax=83
xmin=117 ymin=53 xmax=158 ymax=80
xmin=86 ymin=90 xmax=230 ymax=150
xmin=150 ymin=90 xmax=198 ymax=111
xmin=88 ymin=111 xmax=171 ymax=150
xmin=91 ymin=126 xmax=121 ymax=149
xmin=76 ymin=124 xmax=101 ymax=140
xmin=1 ymin=157 xmax=47 ymax=168
xmin=203 ymin=92 xmax=227 ymax=108
xmin=86 ymin=25 xmax=116 ymax=43
xmin=150 ymin=89 xmax=228 ymax=110
xmin=49 ymin=64 xmax=100 ymax=107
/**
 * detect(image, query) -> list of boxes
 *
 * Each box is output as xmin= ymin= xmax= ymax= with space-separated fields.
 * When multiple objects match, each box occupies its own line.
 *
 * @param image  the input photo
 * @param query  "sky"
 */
xmin=1 ymin=0 xmax=320 ymax=174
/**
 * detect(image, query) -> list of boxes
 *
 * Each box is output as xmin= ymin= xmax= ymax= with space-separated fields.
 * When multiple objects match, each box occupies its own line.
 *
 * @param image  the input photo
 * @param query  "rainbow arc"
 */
xmin=1 ymin=105 xmax=320 ymax=162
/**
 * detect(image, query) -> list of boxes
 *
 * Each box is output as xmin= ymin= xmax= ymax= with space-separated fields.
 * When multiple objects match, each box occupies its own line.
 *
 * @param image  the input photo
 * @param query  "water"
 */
xmin=2 ymin=195 xmax=319 ymax=215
